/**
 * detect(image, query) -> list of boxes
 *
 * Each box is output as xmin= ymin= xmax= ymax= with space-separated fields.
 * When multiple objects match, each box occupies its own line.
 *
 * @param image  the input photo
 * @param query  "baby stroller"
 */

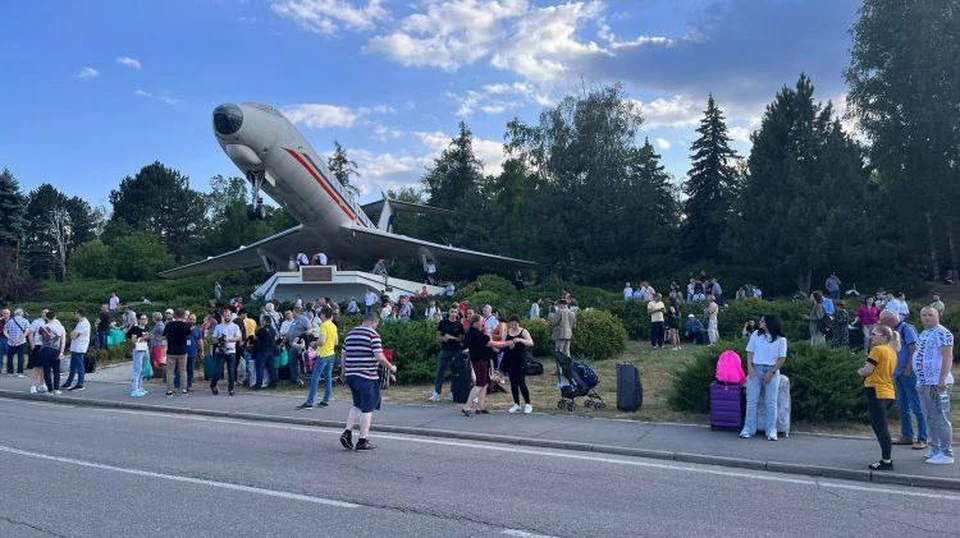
xmin=555 ymin=351 xmax=605 ymax=412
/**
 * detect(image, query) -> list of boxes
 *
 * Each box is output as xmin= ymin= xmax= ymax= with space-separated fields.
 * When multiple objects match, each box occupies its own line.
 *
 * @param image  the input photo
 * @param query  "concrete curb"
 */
xmin=3 ymin=389 xmax=958 ymax=493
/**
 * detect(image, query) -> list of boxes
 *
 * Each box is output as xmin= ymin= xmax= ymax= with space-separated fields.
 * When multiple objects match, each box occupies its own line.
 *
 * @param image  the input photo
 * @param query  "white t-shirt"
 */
xmin=70 ymin=318 xmax=91 ymax=353
xmin=316 ymin=252 xmax=328 ymax=265
xmin=746 ymin=331 xmax=788 ymax=366
xmin=214 ymin=322 xmax=241 ymax=353
xmin=109 ymin=296 xmax=120 ymax=310
xmin=29 ymin=317 xmax=46 ymax=348
xmin=647 ymin=301 xmax=665 ymax=323
xmin=380 ymin=305 xmax=392 ymax=319
xmin=364 ymin=292 xmax=378 ymax=307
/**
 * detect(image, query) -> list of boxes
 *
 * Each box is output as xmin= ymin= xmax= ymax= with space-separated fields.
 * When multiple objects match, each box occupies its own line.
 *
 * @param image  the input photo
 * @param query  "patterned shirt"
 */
xmin=4 ymin=315 xmax=29 ymax=347
xmin=342 ymin=326 xmax=382 ymax=381
xmin=913 ymin=325 xmax=955 ymax=386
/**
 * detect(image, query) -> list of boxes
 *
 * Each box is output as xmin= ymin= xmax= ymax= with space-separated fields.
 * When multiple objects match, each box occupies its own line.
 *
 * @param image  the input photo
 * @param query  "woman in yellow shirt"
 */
xmin=858 ymin=325 xmax=901 ymax=471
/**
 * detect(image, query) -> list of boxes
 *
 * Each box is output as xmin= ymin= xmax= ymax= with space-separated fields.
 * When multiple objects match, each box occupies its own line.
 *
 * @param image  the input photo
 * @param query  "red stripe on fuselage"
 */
xmin=283 ymin=147 xmax=358 ymax=224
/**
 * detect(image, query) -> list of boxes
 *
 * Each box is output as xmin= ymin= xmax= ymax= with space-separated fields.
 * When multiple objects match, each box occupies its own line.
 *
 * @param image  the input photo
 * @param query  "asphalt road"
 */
xmin=1 ymin=399 xmax=958 ymax=537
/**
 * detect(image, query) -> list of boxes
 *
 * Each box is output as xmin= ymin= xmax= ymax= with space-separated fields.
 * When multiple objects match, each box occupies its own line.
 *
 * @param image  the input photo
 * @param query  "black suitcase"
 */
xmin=616 ymin=362 xmax=642 ymax=412
xmin=451 ymin=352 xmax=473 ymax=404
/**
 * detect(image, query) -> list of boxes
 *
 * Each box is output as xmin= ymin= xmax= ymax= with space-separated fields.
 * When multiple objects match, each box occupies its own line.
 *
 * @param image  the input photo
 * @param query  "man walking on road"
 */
xmin=914 ymin=306 xmax=955 ymax=465
xmin=340 ymin=314 xmax=396 ymax=451
xmin=163 ymin=308 xmax=191 ymax=396
xmin=298 ymin=306 xmax=338 ymax=408
xmin=880 ymin=310 xmax=927 ymax=449
xmin=4 ymin=308 xmax=28 ymax=377
xmin=62 ymin=308 xmax=90 ymax=391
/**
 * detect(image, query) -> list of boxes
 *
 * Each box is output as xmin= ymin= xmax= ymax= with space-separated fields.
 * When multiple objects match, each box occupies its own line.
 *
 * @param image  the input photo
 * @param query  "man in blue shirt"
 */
xmin=684 ymin=315 xmax=706 ymax=345
xmin=880 ymin=310 xmax=927 ymax=448
xmin=822 ymin=295 xmax=836 ymax=316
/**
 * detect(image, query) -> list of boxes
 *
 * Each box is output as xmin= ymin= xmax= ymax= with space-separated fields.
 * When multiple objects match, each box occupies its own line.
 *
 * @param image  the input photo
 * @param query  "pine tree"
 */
xmin=681 ymin=95 xmax=738 ymax=262
xmin=327 ymin=141 xmax=360 ymax=198
xmin=422 ymin=122 xmax=488 ymax=249
xmin=0 ymin=168 xmax=26 ymax=250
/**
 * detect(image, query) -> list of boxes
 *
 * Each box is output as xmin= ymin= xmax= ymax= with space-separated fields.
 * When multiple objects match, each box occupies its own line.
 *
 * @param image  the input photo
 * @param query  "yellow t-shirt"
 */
xmin=316 ymin=320 xmax=338 ymax=357
xmin=647 ymin=301 xmax=665 ymax=323
xmin=865 ymin=344 xmax=896 ymax=399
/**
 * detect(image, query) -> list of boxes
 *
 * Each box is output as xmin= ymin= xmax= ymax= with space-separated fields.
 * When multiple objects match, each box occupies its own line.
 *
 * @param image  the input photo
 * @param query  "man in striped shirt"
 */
xmin=340 ymin=314 xmax=396 ymax=451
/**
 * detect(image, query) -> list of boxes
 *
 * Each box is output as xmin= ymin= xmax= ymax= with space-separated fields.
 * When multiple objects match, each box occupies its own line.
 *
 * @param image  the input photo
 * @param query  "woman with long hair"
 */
xmin=740 ymin=314 xmax=788 ymax=441
xmin=503 ymin=315 xmax=535 ymax=414
xmin=666 ymin=299 xmax=681 ymax=351
xmin=858 ymin=324 xmax=900 ymax=470
xmin=808 ymin=291 xmax=827 ymax=346
xmin=830 ymin=300 xmax=851 ymax=348
xmin=704 ymin=295 xmax=719 ymax=345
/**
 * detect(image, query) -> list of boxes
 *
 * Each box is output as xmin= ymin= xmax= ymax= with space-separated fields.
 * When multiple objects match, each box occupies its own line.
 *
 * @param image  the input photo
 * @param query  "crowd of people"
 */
xmin=623 ymin=277 xmax=723 ymax=348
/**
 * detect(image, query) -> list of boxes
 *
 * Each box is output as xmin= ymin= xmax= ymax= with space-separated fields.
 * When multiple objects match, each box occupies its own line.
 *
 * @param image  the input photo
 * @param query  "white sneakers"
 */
xmin=925 ymin=453 xmax=955 ymax=465
xmin=428 ymin=392 xmax=440 ymax=402
xmin=524 ymin=404 xmax=533 ymax=414
xmin=508 ymin=404 xmax=521 ymax=414
xmin=29 ymin=385 xmax=37 ymax=394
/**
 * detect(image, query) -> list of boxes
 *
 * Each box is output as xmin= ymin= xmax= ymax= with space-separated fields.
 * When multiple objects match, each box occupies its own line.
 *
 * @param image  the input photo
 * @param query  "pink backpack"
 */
xmin=715 ymin=350 xmax=746 ymax=384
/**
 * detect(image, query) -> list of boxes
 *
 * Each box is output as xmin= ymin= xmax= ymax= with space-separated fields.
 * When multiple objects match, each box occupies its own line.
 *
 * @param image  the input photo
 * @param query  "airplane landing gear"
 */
xmin=247 ymin=171 xmax=267 ymax=220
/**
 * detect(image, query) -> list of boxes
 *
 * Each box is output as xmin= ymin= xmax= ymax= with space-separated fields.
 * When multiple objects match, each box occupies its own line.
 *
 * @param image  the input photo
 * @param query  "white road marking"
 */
xmin=0 ymin=444 xmax=358 ymax=509
xmin=89 ymin=408 xmax=960 ymax=501
xmin=502 ymin=530 xmax=559 ymax=538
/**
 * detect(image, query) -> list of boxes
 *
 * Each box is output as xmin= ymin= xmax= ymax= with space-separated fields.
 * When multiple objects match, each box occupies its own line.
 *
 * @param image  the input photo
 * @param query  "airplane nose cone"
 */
xmin=213 ymin=104 xmax=243 ymax=135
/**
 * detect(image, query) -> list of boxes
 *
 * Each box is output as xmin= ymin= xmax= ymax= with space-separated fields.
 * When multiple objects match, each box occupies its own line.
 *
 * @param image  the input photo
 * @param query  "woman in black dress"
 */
xmin=666 ymin=299 xmax=682 ymax=351
xmin=503 ymin=315 xmax=535 ymax=414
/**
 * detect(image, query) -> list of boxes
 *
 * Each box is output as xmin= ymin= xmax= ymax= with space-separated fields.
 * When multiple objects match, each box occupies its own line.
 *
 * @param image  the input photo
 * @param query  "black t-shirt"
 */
xmin=127 ymin=325 xmax=145 ymax=342
xmin=163 ymin=320 xmax=191 ymax=355
xmin=98 ymin=312 xmax=111 ymax=332
xmin=256 ymin=325 xmax=278 ymax=354
xmin=438 ymin=319 xmax=464 ymax=350
xmin=465 ymin=328 xmax=492 ymax=362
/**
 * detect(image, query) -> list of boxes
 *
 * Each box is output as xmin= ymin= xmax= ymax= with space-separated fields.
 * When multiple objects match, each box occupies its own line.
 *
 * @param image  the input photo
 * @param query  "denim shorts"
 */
xmin=346 ymin=376 xmax=381 ymax=412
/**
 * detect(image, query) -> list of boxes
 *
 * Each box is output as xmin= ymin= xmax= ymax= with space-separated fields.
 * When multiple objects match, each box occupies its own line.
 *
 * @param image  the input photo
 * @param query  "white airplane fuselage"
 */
xmin=212 ymin=102 xmax=373 ymax=248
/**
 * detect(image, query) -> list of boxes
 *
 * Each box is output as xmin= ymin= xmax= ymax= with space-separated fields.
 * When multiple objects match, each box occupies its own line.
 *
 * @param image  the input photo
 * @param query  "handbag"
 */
xmin=203 ymin=353 xmax=221 ymax=380
xmin=279 ymin=348 xmax=289 ymax=367
xmin=142 ymin=359 xmax=153 ymax=379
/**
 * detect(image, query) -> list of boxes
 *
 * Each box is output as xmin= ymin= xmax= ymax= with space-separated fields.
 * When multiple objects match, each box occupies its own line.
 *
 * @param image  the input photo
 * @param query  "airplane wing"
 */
xmin=361 ymin=199 xmax=454 ymax=218
xmin=158 ymin=225 xmax=313 ymax=278
xmin=339 ymin=225 xmax=536 ymax=267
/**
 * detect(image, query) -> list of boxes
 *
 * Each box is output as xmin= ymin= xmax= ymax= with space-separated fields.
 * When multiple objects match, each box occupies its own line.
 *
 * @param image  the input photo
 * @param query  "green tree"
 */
xmin=108 ymin=162 xmax=208 ymax=261
xmin=0 ymin=168 xmax=25 ymax=251
xmin=200 ymin=174 xmax=297 ymax=258
xmin=70 ymin=239 xmax=114 ymax=279
xmin=681 ymin=95 xmax=739 ymax=263
xmin=24 ymin=184 xmax=101 ymax=280
xmin=327 ymin=141 xmax=361 ymax=198
xmin=111 ymin=231 xmax=172 ymax=281
xmin=727 ymin=75 xmax=872 ymax=293
xmin=846 ymin=0 xmax=960 ymax=281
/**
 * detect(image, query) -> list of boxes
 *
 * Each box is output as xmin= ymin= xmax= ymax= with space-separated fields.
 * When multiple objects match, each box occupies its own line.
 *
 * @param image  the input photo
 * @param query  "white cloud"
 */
xmin=357 ymin=104 xmax=395 ymax=115
xmin=728 ymin=125 xmax=752 ymax=145
xmin=282 ymin=103 xmax=357 ymax=128
xmin=116 ymin=56 xmax=142 ymax=70
xmin=632 ymin=95 xmax=702 ymax=128
xmin=598 ymin=20 xmax=671 ymax=50
xmin=654 ymin=137 xmax=671 ymax=151
xmin=371 ymin=124 xmax=406 ymax=142
xmin=272 ymin=0 xmax=388 ymax=35
xmin=133 ymin=89 xmax=180 ymax=105
xmin=449 ymin=81 xmax=551 ymax=117
xmin=76 ymin=67 xmax=99 ymax=80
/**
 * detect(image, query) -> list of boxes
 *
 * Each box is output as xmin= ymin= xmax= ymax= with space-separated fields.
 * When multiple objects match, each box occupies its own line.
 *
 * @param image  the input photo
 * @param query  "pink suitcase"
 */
xmin=710 ymin=382 xmax=745 ymax=430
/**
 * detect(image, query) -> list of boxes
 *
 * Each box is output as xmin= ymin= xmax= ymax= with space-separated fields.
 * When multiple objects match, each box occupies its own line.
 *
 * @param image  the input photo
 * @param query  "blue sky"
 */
xmin=0 ymin=0 xmax=859 ymax=208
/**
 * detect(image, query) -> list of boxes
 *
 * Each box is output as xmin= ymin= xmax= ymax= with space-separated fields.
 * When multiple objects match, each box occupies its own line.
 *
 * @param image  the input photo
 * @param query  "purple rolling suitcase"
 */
xmin=710 ymin=382 xmax=745 ymax=430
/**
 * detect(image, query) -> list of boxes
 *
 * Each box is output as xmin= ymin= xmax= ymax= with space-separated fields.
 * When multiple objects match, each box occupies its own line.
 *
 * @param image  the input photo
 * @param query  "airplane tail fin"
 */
xmin=361 ymin=196 xmax=454 ymax=232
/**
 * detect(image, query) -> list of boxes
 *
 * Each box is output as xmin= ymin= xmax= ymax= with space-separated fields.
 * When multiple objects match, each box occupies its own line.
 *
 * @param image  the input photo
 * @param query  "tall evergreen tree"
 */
xmin=846 ymin=0 xmax=960 ymax=282
xmin=422 ymin=122 xmax=488 ymax=250
xmin=727 ymin=75 xmax=872 ymax=293
xmin=681 ymin=95 xmax=738 ymax=262
xmin=0 ymin=168 xmax=26 ymax=251
xmin=327 ymin=141 xmax=361 ymax=198
xmin=23 ymin=184 xmax=101 ymax=280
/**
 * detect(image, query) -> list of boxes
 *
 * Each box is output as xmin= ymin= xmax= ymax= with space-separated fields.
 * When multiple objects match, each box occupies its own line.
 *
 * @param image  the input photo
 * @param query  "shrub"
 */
xmin=525 ymin=317 xmax=553 ymax=357
xmin=111 ymin=231 xmax=173 ymax=281
xmin=461 ymin=291 xmax=502 ymax=312
xmin=376 ymin=320 xmax=439 ymax=384
xmin=607 ymin=300 xmax=651 ymax=340
xmin=571 ymin=309 xmax=627 ymax=361
xmin=86 ymin=341 xmax=133 ymax=366
xmin=670 ymin=339 xmax=866 ymax=423
xmin=70 ymin=240 xmax=114 ymax=279
xmin=718 ymin=298 xmax=808 ymax=341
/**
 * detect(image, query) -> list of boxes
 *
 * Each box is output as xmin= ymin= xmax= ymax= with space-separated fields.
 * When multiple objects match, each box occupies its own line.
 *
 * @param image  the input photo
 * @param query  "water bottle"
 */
xmin=940 ymin=389 xmax=951 ymax=409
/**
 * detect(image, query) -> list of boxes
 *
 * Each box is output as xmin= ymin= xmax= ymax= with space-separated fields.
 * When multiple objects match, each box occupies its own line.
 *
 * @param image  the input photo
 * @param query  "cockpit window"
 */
xmin=213 ymin=105 xmax=243 ymax=135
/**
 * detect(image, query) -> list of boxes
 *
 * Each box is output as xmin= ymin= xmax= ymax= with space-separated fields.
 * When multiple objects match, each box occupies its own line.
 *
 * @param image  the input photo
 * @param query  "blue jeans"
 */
xmin=305 ymin=355 xmax=335 ymax=405
xmin=64 ymin=352 xmax=85 ymax=387
xmin=894 ymin=372 xmax=927 ymax=441
xmin=741 ymin=364 xmax=781 ymax=438
xmin=175 ymin=354 xmax=196 ymax=390
xmin=255 ymin=349 xmax=278 ymax=388
xmin=433 ymin=348 xmax=457 ymax=394
xmin=97 ymin=331 xmax=109 ymax=350
xmin=131 ymin=350 xmax=148 ymax=392
xmin=5 ymin=343 xmax=24 ymax=374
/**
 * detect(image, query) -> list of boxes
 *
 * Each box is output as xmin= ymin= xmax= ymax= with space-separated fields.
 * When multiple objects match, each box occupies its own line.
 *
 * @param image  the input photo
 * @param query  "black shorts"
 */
xmin=346 ymin=376 xmax=381 ymax=412
xmin=26 ymin=346 xmax=41 ymax=369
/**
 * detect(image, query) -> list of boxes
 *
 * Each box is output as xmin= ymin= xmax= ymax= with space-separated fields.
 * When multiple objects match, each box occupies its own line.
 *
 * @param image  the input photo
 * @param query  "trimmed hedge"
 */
xmin=670 ymin=340 xmax=866 ymax=423
xmin=525 ymin=317 xmax=554 ymax=357
xmin=571 ymin=309 xmax=627 ymax=362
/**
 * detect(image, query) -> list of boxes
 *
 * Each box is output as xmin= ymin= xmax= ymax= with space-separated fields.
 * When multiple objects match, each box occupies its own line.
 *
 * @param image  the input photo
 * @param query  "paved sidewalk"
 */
xmin=2 ymin=369 xmax=959 ymax=491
